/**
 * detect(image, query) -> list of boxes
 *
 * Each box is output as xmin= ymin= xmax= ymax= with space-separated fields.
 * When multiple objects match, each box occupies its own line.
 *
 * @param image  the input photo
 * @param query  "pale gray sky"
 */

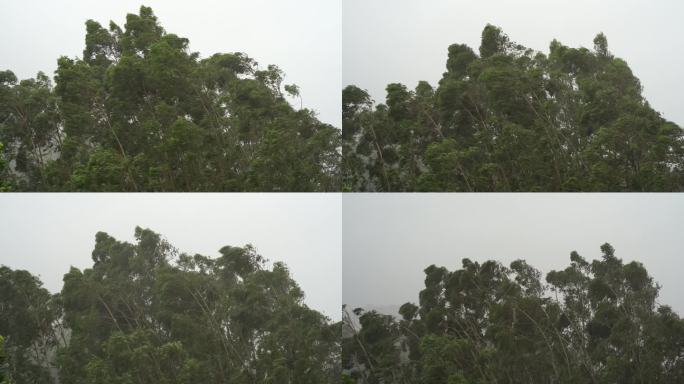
xmin=0 ymin=193 xmax=342 ymax=321
xmin=343 ymin=194 xmax=684 ymax=316
xmin=0 ymin=0 xmax=341 ymax=126
xmin=343 ymin=0 xmax=684 ymax=127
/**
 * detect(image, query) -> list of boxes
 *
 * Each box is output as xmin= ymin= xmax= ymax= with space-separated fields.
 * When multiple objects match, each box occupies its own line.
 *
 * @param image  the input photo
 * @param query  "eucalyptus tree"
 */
xmin=343 ymin=25 xmax=684 ymax=191
xmin=57 ymin=227 xmax=339 ymax=384
xmin=0 ymin=143 xmax=12 ymax=191
xmin=0 ymin=6 xmax=340 ymax=191
xmin=0 ymin=70 xmax=61 ymax=190
xmin=0 ymin=336 xmax=8 ymax=383
xmin=0 ymin=266 xmax=61 ymax=384
xmin=1 ymin=227 xmax=339 ymax=383
xmin=342 ymin=244 xmax=684 ymax=383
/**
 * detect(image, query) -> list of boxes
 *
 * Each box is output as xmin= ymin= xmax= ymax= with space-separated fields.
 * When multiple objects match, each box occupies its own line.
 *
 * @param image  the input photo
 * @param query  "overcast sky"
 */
xmin=0 ymin=193 xmax=342 ymax=321
xmin=0 ymin=0 xmax=341 ymax=126
xmin=343 ymin=0 xmax=684 ymax=127
xmin=343 ymin=194 xmax=684 ymax=316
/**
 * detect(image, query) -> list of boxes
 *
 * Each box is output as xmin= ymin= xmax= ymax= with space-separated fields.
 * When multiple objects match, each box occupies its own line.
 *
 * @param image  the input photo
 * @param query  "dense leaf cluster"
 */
xmin=343 ymin=244 xmax=684 ymax=383
xmin=0 ymin=6 xmax=340 ymax=191
xmin=0 ymin=266 xmax=59 ymax=383
xmin=343 ymin=25 xmax=684 ymax=191
xmin=0 ymin=228 xmax=340 ymax=383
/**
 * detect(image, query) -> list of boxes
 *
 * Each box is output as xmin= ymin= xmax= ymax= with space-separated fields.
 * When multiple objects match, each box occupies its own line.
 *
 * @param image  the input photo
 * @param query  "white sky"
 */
xmin=343 ymin=0 xmax=684 ymax=127
xmin=343 ymin=194 xmax=684 ymax=316
xmin=0 ymin=193 xmax=342 ymax=321
xmin=0 ymin=0 xmax=341 ymax=126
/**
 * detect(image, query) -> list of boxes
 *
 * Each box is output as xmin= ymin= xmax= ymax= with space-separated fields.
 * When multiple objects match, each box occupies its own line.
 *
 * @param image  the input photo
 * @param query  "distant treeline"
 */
xmin=343 ymin=25 xmax=684 ymax=191
xmin=0 ymin=6 xmax=340 ymax=192
xmin=0 ymin=227 xmax=340 ymax=383
xmin=343 ymin=244 xmax=684 ymax=383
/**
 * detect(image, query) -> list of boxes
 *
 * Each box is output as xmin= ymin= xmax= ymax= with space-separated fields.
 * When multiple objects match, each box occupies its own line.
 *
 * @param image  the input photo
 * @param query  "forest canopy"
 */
xmin=342 ymin=244 xmax=684 ymax=383
xmin=0 ymin=227 xmax=340 ymax=383
xmin=343 ymin=25 xmax=684 ymax=191
xmin=0 ymin=6 xmax=340 ymax=192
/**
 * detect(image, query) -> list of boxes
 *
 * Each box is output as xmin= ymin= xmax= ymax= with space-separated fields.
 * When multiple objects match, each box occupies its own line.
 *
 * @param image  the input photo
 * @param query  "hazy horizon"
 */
xmin=0 ymin=193 xmax=342 ymax=321
xmin=343 ymin=194 xmax=684 ymax=316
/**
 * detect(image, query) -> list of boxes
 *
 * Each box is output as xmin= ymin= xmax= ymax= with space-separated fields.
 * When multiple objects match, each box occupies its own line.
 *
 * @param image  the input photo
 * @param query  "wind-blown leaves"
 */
xmin=1 ymin=228 xmax=340 ymax=383
xmin=0 ymin=6 xmax=340 ymax=191
xmin=343 ymin=25 xmax=684 ymax=191
xmin=342 ymin=244 xmax=684 ymax=383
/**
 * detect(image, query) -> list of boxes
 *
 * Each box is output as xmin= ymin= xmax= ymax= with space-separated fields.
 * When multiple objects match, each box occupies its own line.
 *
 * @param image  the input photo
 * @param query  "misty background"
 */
xmin=0 ymin=0 xmax=341 ymax=126
xmin=343 ymin=0 xmax=684 ymax=127
xmin=343 ymin=194 xmax=684 ymax=317
xmin=0 ymin=193 xmax=342 ymax=321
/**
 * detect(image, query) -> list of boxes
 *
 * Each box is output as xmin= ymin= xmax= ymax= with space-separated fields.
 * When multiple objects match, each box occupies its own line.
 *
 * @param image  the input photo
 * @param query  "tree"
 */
xmin=0 ymin=266 xmax=61 ymax=383
xmin=1 ymin=6 xmax=340 ymax=191
xmin=53 ymin=227 xmax=340 ymax=384
xmin=343 ymin=25 xmax=684 ymax=191
xmin=0 ymin=70 xmax=61 ymax=190
xmin=342 ymin=244 xmax=684 ymax=383
xmin=0 ymin=143 xmax=13 ymax=191
xmin=0 ymin=227 xmax=339 ymax=383
xmin=0 ymin=336 xmax=10 ymax=384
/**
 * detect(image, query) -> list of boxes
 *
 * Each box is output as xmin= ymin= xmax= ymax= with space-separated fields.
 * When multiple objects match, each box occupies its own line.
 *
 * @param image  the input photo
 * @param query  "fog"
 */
xmin=344 ymin=0 xmax=684 ymax=127
xmin=0 ymin=193 xmax=342 ymax=321
xmin=343 ymin=193 xmax=684 ymax=316
xmin=0 ymin=0 xmax=341 ymax=126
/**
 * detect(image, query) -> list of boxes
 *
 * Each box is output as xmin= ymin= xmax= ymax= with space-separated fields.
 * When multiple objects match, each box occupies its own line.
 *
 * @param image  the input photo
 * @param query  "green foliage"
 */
xmin=1 ymin=6 xmax=340 ymax=191
xmin=52 ymin=227 xmax=340 ymax=383
xmin=0 ymin=336 xmax=9 ymax=384
xmin=343 ymin=25 xmax=684 ymax=191
xmin=0 ymin=228 xmax=339 ymax=383
xmin=0 ymin=143 xmax=13 ymax=191
xmin=342 ymin=244 xmax=684 ymax=383
xmin=0 ymin=266 xmax=62 ymax=383
xmin=0 ymin=70 xmax=60 ymax=190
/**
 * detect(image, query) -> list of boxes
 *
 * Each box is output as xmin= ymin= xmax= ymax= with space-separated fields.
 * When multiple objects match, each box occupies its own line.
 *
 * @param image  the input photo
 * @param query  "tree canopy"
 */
xmin=342 ymin=244 xmax=684 ymax=383
xmin=0 ymin=227 xmax=340 ymax=383
xmin=0 ymin=6 xmax=340 ymax=191
xmin=0 ymin=266 xmax=59 ymax=383
xmin=343 ymin=25 xmax=684 ymax=191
